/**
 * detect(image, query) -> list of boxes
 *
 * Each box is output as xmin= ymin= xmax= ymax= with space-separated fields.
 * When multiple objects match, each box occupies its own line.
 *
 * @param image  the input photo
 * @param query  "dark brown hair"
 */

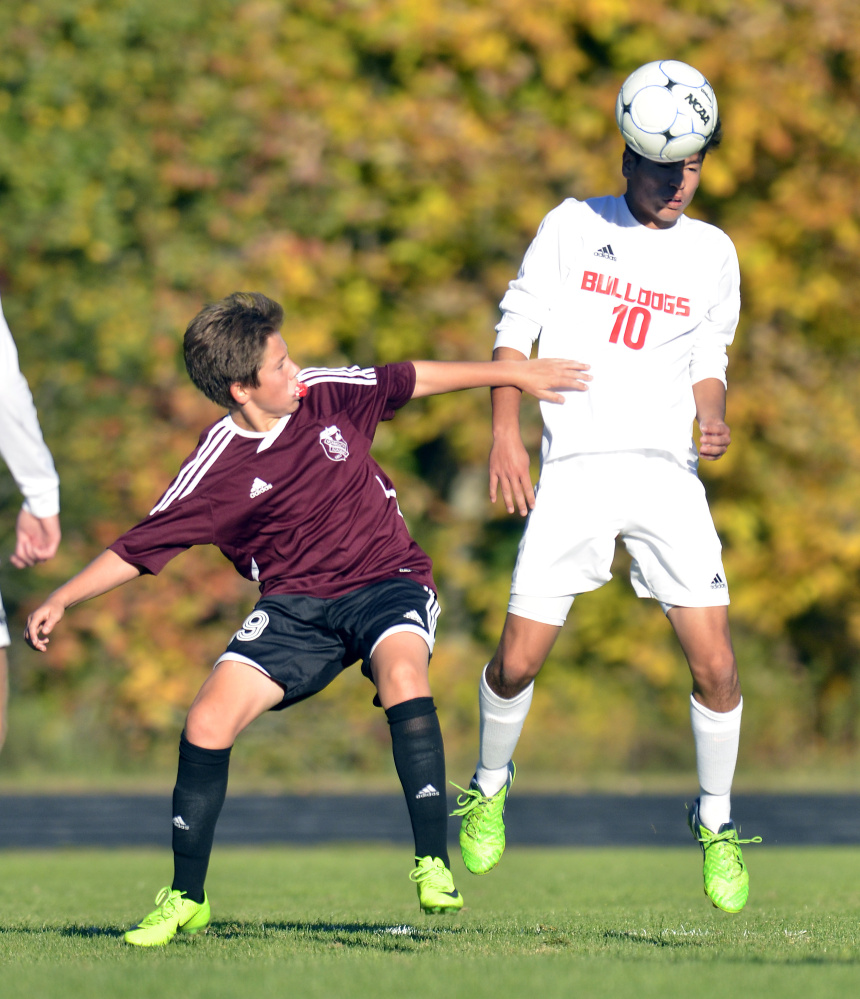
xmin=184 ymin=292 xmax=284 ymax=409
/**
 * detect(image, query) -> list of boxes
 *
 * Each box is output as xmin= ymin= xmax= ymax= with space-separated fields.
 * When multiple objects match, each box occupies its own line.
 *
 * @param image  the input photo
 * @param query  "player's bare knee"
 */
xmin=185 ymin=703 xmax=236 ymax=749
xmin=690 ymin=648 xmax=740 ymax=708
xmin=487 ymin=655 xmax=541 ymax=698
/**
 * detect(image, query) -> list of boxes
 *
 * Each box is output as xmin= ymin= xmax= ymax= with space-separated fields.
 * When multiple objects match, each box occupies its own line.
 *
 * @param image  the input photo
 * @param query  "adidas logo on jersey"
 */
xmin=416 ymin=784 xmax=440 ymax=799
xmin=710 ymin=573 xmax=727 ymax=590
xmin=250 ymin=476 xmax=273 ymax=498
xmin=594 ymin=244 xmax=617 ymax=261
xmin=402 ymin=609 xmax=424 ymax=625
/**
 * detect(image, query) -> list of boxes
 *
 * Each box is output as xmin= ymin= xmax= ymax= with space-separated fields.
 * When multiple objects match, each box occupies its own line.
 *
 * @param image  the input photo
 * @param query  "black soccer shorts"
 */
xmin=216 ymin=578 xmax=440 ymax=710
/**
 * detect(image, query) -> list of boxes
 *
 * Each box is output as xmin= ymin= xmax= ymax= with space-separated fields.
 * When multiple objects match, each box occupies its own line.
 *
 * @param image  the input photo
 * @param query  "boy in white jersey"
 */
xmin=454 ymin=70 xmax=761 ymax=914
xmin=24 ymin=291 xmax=587 ymax=945
xmin=0 ymin=293 xmax=61 ymax=752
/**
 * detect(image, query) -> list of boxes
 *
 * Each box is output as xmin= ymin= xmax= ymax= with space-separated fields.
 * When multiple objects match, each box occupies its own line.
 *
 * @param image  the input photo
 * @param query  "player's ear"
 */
xmin=621 ymin=147 xmax=637 ymax=179
xmin=229 ymin=381 xmax=250 ymax=406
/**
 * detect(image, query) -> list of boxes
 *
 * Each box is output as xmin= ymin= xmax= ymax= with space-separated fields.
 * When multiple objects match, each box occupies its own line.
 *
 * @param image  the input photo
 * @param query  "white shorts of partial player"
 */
xmin=509 ymin=450 xmax=728 ymax=626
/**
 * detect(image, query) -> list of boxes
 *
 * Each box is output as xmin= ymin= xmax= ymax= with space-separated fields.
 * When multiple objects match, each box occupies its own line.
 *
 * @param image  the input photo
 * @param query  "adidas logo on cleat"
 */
xmin=416 ymin=784 xmax=440 ymax=799
xmin=594 ymin=244 xmax=617 ymax=261
xmin=250 ymin=477 xmax=273 ymax=498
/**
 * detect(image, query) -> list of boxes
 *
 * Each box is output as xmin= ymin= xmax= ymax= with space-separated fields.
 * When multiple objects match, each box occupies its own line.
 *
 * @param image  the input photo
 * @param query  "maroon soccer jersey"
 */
xmin=110 ymin=362 xmax=436 ymax=599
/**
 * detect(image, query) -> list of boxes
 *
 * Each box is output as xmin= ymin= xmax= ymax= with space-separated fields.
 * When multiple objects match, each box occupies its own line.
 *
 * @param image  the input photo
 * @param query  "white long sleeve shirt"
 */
xmin=0 ymin=295 xmax=60 ymax=517
xmin=494 ymin=195 xmax=740 ymax=466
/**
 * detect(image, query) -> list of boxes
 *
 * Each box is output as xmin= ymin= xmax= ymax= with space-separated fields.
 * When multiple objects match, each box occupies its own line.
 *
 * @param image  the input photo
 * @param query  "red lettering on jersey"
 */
xmin=586 ymin=274 xmax=691 ymax=319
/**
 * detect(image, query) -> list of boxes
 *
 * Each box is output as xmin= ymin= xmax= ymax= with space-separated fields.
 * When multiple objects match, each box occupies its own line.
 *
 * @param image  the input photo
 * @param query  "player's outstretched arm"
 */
xmin=410 ymin=357 xmax=590 ymax=402
xmin=25 ymin=549 xmax=141 ymax=652
xmin=694 ymin=377 xmax=731 ymax=462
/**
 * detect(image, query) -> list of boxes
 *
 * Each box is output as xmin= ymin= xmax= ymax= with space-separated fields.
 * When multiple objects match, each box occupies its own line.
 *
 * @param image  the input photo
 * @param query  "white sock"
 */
xmin=690 ymin=694 xmax=743 ymax=832
xmin=474 ymin=665 xmax=534 ymax=796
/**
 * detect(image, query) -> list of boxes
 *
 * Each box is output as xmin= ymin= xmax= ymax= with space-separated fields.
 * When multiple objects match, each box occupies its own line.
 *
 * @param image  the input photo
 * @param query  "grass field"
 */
xmin=1 ymin=845 xmax=858 ymax=998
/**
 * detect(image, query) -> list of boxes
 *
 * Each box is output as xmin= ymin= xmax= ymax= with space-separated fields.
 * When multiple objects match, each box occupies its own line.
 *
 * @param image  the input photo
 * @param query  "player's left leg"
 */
xmin=371 ymin=632 xmax=463 ymax=913
xmin=125 ymin=661 xmax=284 ymax=946
xmin=668 ymin=606 xmax=759 ymax=912
xmin=668 ymin=603 xmax=740 ymax=830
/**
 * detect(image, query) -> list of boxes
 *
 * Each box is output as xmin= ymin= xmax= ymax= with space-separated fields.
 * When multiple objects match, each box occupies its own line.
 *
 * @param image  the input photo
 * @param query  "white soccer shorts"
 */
xmin=509 ymin=450 xmax=729 ymax=626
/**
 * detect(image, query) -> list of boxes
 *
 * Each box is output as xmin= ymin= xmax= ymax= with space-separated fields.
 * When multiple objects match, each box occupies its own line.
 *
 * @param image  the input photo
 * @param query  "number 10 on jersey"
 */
xmin=609 ymin=304 xmax=651 ymax=350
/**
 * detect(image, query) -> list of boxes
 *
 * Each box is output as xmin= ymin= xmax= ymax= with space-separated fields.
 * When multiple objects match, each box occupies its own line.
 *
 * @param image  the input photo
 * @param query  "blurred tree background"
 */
xmin=1 ymin=0 xmax=859 ymax=790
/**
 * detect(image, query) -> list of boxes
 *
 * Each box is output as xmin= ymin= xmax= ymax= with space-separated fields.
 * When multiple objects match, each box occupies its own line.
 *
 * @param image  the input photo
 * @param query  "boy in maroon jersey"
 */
xmin=25 ymin=291 xmax=589 ymax=946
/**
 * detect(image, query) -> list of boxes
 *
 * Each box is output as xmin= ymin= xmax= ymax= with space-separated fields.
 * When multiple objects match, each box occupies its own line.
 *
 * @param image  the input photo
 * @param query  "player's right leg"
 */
xmin=124 ymin=661 xmax=284 ymax=946
xmin=454 ymin=611 xmax=562 ymax=875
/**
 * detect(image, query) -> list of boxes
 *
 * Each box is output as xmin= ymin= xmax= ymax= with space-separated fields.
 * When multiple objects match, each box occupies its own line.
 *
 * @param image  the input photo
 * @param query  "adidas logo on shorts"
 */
xmin=402 ymin=609 xmax=424 ymax=625
xmin=710 ymin=573 xmax=727 ymax=590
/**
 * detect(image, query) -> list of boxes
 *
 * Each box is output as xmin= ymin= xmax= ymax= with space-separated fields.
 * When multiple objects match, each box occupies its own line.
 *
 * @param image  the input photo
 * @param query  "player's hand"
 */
xmin=517 ymin=358 xmax=591 ymax=403
xmin=24 ymin=598 xmax=65 ymax=652
xmin=698 ymin=418 xmax=731 ymax=461
xmin=11 ymin=510 xmax=61 ymax=568
xmin=489 ymin=434 xmax=535 ymax=516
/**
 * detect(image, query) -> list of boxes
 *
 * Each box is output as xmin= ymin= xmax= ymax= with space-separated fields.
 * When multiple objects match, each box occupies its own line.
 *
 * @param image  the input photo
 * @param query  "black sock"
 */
xmin=171 ymin=732 xmax=231 ymax=903
xmin=385 ymin=697 xmax=450 ymax=868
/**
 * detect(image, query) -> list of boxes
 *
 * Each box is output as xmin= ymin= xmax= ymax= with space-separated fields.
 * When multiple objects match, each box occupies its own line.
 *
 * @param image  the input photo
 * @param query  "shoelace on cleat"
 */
xmin=138 ymin=888 xmax=185 ymax=926
xmin=409 ymin=859 xmax=454 ymax=892
xmin=697 ymin=828 xmax=762 ymax=873
xmin=449 ymin=784 xmax=490 ymax=817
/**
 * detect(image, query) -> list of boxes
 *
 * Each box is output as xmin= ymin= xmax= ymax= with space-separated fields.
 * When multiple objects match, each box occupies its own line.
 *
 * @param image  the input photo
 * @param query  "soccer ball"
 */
xmin=615 ymin=60 xmax=718 ymax=162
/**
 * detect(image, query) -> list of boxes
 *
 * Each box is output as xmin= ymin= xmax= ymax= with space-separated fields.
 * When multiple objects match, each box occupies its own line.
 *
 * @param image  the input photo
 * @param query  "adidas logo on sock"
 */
xmin=250 ymin=476 xmax=273 ymax=498
xmin=594 ymin=243 xmax=617 ymax=261
xmin=415 ymin=784 xmax=440 ymax=799
xmin=172 ymin=815 xmax=190 ymax=830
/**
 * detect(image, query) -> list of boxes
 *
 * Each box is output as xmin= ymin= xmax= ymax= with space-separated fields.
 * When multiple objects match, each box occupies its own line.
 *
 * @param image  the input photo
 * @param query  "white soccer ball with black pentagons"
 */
xmin=615 ymin=60 xmax=718 ymax=162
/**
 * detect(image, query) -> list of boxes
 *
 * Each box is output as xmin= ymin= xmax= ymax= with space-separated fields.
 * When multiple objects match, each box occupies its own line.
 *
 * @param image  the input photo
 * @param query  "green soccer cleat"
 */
xmin=451 ymin=762 xmax=515 ymax=875
xmin=124 ymin=887 xmax=211 ymax=946
xmin=409 ymin=856 xmax=464 ymax=914
xmin=688 ymin=798 xmax=762 ymax=913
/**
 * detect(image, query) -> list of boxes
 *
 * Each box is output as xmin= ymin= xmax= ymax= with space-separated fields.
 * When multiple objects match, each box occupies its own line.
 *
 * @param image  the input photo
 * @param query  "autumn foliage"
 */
xmin=1 ymin=0 xmax=859 ymax=785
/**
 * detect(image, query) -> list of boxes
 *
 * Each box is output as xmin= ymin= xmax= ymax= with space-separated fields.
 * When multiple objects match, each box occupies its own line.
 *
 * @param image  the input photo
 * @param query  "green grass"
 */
xmin=1 ymin=846 xmax=858 ymax=998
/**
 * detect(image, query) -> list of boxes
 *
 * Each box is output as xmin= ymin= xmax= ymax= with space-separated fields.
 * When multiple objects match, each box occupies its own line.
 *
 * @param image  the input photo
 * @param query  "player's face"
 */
xmin=232 ymin=333 xmax=303 ymax=431
xmin=622 ymin=150 xmax=703 ymax=230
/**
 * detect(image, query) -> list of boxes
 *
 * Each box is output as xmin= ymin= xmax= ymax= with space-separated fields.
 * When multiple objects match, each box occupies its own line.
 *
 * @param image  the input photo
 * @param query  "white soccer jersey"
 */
xmin=0 ymin=294 xmax=60 ymax=517
xmin=494 ymin=195 xmax=740 ymax=465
